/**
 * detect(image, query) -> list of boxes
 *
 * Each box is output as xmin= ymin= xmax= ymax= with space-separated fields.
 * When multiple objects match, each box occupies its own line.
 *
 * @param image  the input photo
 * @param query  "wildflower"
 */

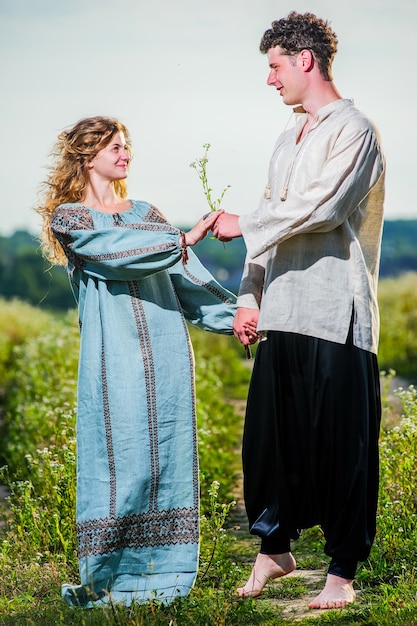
xmin=190 ymin=143 xmax=230 ymax=213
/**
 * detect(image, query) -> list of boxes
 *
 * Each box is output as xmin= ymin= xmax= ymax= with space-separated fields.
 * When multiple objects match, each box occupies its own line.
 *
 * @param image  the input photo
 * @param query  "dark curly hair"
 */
xmin=260 ymin=11 xmax=338 ymax=81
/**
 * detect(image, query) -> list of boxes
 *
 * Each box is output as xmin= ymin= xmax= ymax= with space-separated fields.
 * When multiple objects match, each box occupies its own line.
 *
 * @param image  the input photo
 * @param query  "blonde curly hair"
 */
xmin=36 ymin=116 xmax=132 ymax=266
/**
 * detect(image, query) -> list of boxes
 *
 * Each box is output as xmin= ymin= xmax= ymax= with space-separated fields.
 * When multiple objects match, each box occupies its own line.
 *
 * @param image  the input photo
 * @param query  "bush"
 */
xmin=360 ymin=383 xmax=417 ymax=585
xmin=378 ymin=272 xmax=417 ymax=382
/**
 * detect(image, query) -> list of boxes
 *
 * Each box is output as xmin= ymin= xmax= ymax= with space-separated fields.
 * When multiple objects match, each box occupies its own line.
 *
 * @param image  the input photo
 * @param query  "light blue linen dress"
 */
xmin=50 ymin=200 xmax=237 ymax=607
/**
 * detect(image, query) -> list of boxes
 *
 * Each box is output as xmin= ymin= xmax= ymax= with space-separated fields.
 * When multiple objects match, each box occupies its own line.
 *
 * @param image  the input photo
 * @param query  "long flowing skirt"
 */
xmin=62 ymin=277 xmax=200 ymax=607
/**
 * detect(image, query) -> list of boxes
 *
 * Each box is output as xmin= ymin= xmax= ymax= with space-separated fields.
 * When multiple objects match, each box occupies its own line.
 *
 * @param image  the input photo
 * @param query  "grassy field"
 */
xmin=0 ymin=276 xmax=416 ymax=625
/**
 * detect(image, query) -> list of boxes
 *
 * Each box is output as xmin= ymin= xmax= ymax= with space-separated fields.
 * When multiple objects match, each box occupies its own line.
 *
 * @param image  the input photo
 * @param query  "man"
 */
xmin=212 ymin=11 xmax=385 ymax=610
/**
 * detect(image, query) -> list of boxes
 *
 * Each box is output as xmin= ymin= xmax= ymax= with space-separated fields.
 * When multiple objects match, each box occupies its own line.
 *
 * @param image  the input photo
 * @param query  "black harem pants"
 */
xmin=242 ymin=326 xmax=381 ymax=574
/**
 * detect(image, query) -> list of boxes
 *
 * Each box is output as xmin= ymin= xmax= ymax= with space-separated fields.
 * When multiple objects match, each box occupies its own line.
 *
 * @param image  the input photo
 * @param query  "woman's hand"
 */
xmin=184 ymin=211 xmax=223 ymax=246
xmin=243 ymin=320 xmax=259 ymax=345
xmin=233 ymin=308 xmax=260 ymax=345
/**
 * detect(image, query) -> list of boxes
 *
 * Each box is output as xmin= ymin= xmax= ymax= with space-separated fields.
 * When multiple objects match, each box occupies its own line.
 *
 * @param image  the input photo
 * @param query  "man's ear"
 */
xmin=299 ymin=49 xmax=315 ymax=72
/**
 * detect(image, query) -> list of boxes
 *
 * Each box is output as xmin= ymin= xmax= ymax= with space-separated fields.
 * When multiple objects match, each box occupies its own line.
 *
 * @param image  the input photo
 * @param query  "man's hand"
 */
xmin=233 ymin=307 xmax=260 ymax=345
xmin=211 ymin=212 xmax=242 ymax=241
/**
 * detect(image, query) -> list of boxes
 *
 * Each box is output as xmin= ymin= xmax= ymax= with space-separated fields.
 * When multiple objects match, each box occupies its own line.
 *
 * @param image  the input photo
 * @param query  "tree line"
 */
xmin=0 ymin=219 xmax=416 ymax=312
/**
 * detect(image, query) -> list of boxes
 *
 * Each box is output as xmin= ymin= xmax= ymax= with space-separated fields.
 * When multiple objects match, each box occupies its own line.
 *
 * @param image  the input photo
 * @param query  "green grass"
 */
xmin=0 ymin=287 xmax=416 ymax=625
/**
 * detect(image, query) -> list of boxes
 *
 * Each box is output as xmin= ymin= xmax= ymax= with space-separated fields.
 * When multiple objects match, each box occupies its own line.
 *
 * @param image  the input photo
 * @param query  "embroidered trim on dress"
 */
xmin=51 ymin=206 xmax=94 ymax=270
xmin=143 ymin=204 xmax=169 ymax=224
xmin=51 ymin=206 xmax=95 ymax=233
xmin=122 ymin=222 xmax=178 ymax=235
xmin=85 ymin=242 xmax=176 ymax=262
xmin=171 ymin=290 xmax=199 ymax=508
xmin=182 ymin=266 xmax=235 ymax=304
xmin=128 ymin=281 xmax=160 ymax=511
xmin=101 ymin=339 xmax=117 ymax=518
xmin=77 ymin=506 xmax=199 ymax=557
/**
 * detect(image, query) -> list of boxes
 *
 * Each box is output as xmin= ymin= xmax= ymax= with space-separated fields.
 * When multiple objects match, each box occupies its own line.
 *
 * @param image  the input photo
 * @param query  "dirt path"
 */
xmin=229 ymin=490 xmax=328 ymax=621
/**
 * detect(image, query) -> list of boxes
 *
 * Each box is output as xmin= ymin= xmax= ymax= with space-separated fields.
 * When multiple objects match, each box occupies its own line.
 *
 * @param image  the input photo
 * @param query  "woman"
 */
xmin=36 ymin=116 xmax=237 ymax=607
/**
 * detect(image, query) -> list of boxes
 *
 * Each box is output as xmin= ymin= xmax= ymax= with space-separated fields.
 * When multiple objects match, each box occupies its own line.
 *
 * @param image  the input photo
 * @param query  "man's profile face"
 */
xmin=267 ymin=46 xmax=304 ymax=106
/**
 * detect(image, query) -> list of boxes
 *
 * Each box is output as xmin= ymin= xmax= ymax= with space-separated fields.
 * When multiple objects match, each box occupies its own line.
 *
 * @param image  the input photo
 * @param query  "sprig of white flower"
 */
xmin=190 ymin=143 xmax=230 ymax=212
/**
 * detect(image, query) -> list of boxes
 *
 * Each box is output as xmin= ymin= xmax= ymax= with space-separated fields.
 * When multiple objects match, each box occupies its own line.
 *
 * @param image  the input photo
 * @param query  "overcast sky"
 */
xmin=1 ymin=0 xmax=415 ymax=236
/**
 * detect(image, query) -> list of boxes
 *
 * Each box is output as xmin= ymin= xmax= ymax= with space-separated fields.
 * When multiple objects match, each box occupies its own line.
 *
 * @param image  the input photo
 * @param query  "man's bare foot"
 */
xmin=236 ymin=552 xmax=296 ymax=598
xmin=308 ymin=573 xmax=356 ymax=609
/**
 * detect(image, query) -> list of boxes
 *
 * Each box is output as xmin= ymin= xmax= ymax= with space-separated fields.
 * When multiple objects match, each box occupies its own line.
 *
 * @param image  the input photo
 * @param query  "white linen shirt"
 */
xmin=237 ymin=99 xmax=385 ymax=354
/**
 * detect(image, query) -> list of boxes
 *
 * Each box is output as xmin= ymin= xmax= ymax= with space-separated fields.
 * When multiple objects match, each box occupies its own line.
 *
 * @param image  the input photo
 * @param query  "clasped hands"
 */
xmin=233 ymin=307 xmax=260 ymax=347
xmin=185 ymin=210 xmax=259 ymax=347
xmin=184 ymin=210 xmax=241 ymax=246
xmin=209 ymin=212 xmax=259 ymax=346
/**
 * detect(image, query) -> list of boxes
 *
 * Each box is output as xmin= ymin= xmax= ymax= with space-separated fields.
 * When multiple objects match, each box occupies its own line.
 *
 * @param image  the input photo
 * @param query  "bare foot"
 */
xmin=308 ymin=573 xmax=356 ymax=609
xmin=236 ymin=552 xmax=296 ymax=598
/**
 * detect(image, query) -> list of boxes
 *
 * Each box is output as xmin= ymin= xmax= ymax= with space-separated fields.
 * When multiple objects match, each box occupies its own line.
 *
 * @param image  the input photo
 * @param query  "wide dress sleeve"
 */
xmin=168 ymin=248 xmax=237 ymax=334
xmin=51 ymin=204 xmax=184 ymax=281
xmin=51 ymin=202 xmax=237 ymax=334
